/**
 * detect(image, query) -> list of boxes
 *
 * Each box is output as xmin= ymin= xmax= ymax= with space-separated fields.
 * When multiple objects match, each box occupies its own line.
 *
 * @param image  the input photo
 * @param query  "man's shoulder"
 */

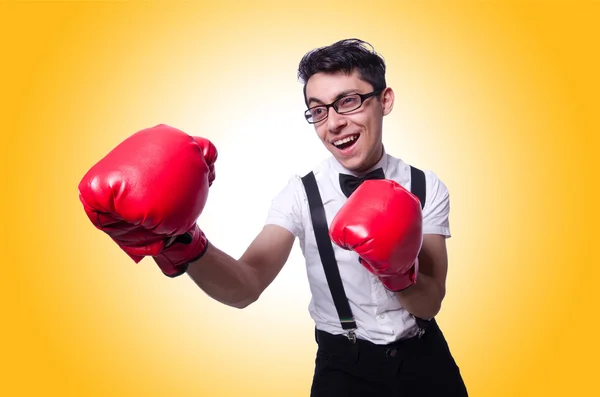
xmin=292 ymin=156 xmax=336 ymax=187
xmin=275 ymin=156 xmax=333 ymax=195
xmin=304 ymin=156 xmax=335 ymax=175
xmin=386 ymin=153 xmax=443 ymax=183
xmin=384 ymin=154 xmax=448 ymax=206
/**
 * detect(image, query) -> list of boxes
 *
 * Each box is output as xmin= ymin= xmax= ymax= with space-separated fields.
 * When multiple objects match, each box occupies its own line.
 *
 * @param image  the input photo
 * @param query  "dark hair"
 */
xmin=297 ymin=38 xmax=387 ymax=105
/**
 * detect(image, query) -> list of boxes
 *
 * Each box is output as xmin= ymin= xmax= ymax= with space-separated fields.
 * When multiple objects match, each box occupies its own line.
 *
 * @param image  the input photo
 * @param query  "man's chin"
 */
xmin=336 ymin=156 xmax=364 ymax=172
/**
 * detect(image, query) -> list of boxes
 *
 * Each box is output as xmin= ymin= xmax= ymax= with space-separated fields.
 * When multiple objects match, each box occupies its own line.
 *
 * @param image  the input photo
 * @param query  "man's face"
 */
xmin=304 ymin=70 xmax=394 ymax=173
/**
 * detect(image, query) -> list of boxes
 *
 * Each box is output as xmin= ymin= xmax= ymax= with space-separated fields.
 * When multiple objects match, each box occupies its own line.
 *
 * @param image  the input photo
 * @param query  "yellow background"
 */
xmin=2 ymin=0 xmax=598 ymax=396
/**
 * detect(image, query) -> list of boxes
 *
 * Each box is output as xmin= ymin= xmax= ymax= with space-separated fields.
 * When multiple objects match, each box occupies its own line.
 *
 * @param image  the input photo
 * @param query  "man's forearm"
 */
xmin=395 ymin=272 xmax=445 ymax=320
xmin=185 ymin=242 xmax=261 ymax=309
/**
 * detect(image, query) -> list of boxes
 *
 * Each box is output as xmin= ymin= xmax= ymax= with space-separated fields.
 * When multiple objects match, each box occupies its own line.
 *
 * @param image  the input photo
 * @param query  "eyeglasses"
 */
xmin=304 ymin=89 xmax=384 ymax=124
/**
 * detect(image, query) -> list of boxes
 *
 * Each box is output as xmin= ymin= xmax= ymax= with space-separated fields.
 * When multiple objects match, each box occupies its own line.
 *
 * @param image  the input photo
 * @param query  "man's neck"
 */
xmin=333 ymin=144 xmax=386 ymax=176
xmin=354 ymin=145 xmax=385 ymax=175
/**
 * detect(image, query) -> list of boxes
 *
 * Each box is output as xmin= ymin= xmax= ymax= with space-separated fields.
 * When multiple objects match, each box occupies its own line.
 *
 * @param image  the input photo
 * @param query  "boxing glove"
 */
xmin=329 ymin=179 xmax=423 ymax=291
xmin=78 ymin=124 xmax=217 ymax=277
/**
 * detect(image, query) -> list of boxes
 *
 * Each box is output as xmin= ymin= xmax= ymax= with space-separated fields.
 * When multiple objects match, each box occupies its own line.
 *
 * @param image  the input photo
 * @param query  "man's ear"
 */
xmin=381 ymin=87 xmax=395 ymax=116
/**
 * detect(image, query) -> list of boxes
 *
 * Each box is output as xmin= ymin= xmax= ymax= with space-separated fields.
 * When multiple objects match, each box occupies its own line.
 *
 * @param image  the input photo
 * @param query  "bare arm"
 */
xmin=185 ymin=225 xmax=295 ymax=309
xmin=395 ymin=234 xmax=448 ymax=319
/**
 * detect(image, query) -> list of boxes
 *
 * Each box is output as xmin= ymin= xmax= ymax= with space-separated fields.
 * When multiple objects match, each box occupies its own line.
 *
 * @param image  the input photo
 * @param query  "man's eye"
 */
xmin=338 ymin=96 xmax=359 ymax=110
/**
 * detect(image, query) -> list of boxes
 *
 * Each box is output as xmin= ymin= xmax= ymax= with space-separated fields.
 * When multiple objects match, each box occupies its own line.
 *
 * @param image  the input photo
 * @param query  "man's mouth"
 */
xmin=332 ymin=134 xmax=360 ymax=151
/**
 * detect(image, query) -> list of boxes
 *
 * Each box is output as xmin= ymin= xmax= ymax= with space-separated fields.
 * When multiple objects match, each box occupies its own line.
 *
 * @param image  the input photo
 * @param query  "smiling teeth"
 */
xmin=333 ymin=135 xmax=358 ymax=146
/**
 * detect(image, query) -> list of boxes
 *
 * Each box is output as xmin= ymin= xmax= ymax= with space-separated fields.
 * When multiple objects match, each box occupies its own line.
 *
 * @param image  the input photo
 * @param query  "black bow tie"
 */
xmin=339 ymin=168 xmax=385 ymax=198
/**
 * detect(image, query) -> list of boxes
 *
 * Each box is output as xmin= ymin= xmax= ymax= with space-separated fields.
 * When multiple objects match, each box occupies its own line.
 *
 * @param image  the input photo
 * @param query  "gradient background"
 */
xmin=2 ymin=0 xmax=598 ymax=396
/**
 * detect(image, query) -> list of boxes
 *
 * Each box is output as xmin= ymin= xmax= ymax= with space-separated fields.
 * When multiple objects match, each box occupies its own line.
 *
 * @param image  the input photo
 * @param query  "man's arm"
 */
xmin=185 ymin=225 xmax=295 ymax=309
xmin=395 ymin=234 xmax=448 ymax=319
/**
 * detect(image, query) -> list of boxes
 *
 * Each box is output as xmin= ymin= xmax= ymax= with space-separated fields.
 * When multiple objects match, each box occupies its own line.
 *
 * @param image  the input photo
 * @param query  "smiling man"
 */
xmin=79 ymin=38 xmax=468 ymax=396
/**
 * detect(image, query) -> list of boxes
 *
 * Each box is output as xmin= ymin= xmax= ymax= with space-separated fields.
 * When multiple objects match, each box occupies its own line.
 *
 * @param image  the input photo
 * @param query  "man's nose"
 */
xmin=327 ymin=107 xmax=347 ymax=133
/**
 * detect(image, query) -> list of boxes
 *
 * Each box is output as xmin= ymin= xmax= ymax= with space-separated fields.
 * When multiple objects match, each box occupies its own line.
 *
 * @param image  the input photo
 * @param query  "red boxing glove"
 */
xmin=78 ymin=124 xmax=217 ymax=277
xmin=329 ymin=179 xmax=423 ymax=291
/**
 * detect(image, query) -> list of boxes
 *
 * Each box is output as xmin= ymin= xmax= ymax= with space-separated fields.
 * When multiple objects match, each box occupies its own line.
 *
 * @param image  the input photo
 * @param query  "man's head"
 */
xmin=298 ymin=39 xmax=395 ymax=173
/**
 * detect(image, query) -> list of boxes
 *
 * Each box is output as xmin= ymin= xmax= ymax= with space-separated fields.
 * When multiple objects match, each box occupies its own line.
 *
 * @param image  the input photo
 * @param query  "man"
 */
xmin=79 ymin=38 xmax=468 ymax=396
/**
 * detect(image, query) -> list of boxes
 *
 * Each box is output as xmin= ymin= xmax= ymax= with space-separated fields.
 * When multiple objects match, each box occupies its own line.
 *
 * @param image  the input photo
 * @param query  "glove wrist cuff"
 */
xmin=154 ymin=225 xmax=208 ymax=277
xmin=380 ymin=258 xmax=419 ymax=292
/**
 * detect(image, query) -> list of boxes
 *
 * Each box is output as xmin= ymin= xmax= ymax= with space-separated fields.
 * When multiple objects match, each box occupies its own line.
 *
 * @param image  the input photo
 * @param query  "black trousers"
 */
xmin=310 ymin=320 xmax=468 ymax=397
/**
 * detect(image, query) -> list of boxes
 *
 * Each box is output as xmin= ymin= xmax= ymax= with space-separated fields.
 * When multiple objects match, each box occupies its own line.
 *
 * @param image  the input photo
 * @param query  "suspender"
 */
xmin=301 ymin=171 xmax=358 ymax=342
xmin=410 ymin=165 xmax=426 ymax=211
xmin=301 ymin=166 xmax=427 ymax=343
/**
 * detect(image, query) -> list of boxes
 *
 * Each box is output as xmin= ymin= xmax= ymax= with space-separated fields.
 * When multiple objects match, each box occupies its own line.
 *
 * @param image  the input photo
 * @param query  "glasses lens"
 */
xmin=335 ymin=94 xmax=361 ymax=113
xmin=306 ymin=106 xmax=327 ymax=123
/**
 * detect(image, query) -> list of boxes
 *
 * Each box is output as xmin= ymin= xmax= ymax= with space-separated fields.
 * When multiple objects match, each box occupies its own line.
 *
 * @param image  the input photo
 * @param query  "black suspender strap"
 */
xmin=409 ymin=166 xmax=434 ymax=335
xmin=301 ymin=171 xmax=358 ymax=343
xmin=301 ymin=165 xmax=429 ymax=343
xmin=410 ymin=165 xmax=426 ymax=210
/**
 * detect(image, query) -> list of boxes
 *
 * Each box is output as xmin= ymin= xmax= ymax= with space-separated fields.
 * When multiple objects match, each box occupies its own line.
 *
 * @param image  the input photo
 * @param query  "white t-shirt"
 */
xmin=265 ymin=150 xmax=451 ymax=344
